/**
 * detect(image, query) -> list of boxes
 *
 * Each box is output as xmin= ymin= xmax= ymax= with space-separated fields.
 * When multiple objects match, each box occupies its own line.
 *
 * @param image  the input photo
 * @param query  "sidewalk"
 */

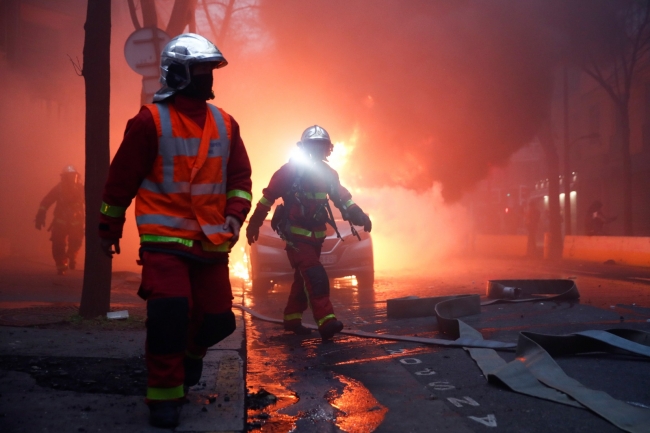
xmin=0 ymin=281 xmax=247 ymax=432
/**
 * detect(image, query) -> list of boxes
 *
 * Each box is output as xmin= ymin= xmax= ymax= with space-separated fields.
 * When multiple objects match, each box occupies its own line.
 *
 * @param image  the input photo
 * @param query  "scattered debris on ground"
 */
xmin=0 ymin=355 xmax=147 ymax=395
xmin=246 ymin=388 xmax=277 ymax=410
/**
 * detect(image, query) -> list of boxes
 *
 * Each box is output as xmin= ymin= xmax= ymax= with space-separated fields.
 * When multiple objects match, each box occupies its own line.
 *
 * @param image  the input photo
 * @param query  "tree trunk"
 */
xmin=620 ymin=104 xmax=633 ymax=235
xmin=141 ymin=0 xmax=158 ymax=27
xmin=540 ymin=127 xmax=563 ymax=260
xmin=217 ymin=0 xmax=237 ymax=47
xmin=79 ymin=0 xmax=112 ymax=319
xmin=563 ymin=66 xmax=572 ymax=236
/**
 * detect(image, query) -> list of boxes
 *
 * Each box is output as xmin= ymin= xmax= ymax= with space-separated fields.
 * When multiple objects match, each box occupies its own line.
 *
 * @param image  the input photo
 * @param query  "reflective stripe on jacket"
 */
xmin=135 ymin=102 xmax=232 ymax=246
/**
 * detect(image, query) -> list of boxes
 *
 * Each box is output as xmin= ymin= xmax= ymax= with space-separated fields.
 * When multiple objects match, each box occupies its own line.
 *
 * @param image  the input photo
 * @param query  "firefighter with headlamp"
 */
xmin=98 ymin=33 xmax=252 ymax=428
xmin=35 ymin=165 xmax=84 ymax=275
xmin=246 ymin=125 xmax=372 ymax=341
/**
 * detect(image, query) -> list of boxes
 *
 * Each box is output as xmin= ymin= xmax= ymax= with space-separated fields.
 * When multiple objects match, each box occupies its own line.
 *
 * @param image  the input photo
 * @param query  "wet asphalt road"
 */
xmin=1 ymin=255 xmax=650 ymax=432
xmin=241 ymin=257 xmax=650 ymax=433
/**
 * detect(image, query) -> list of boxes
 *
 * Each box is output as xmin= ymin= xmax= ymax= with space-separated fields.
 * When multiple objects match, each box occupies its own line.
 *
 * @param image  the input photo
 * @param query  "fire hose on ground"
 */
xmin=233 ymin=279 xmax=650 ymax=433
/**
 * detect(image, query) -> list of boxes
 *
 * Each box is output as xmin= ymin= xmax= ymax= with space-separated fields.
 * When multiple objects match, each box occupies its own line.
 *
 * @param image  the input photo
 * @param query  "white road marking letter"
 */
xmin=399 ymin=358 xmax=422 ymax=365
xmin=447 ymin=396 xmax=480 ymax=408
xmin=428 ymin=381 xmax=455 ymax=391
xmin=415 ymin=368 xmax=437 ymax=376
xmin=386 ymin=348 xmax=405 ymax=354
xmin=468 ymin=414 xmax=497 ymax=427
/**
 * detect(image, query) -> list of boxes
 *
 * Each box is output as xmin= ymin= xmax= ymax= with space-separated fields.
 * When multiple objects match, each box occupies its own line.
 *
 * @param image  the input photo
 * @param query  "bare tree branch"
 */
xmin=233 ymin=4 xmax=259 ymax=12
xmin=141 ymin=0 xmax=158 ymax=28
xmin=583 ymin=58 xmax=622 ymax=104
xmin=624 ymin=1 xmax=650 ymax=94
xmin=202 ymin=0 xmax=220 ymax=41
xmin=167 ymin=0 xmax=198 ymax=37
xmin=127 ymin=0 xmax=142 ymax=30
xmin=217 ymin=0 xmax=236 ymax=46
xmin=67 ymin=54 xmax=83 ymax=76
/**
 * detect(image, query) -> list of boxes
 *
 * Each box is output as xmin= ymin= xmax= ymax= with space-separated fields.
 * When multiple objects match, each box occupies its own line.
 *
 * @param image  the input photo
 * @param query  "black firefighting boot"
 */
xmin=68 ymin=259 xmax=76 ymax=270
xmin=283 ymin=320 xmax=312 ymax=335
xmin=148 ymin=400 xmax=181 ymax=428
xmin=183 ymin=356 xmax=203 ymax=389
xmin=319 ymin=319 xmax=344 ymax=342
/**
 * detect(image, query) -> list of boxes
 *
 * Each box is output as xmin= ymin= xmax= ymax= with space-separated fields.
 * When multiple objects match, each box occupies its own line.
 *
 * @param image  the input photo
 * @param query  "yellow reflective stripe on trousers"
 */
xmin=318 ymin=314 xmax=337 ymax=327
xmin=343 ymin=199 xmax=355 ymax=209
xmin=304 ymin=192 xmax=328 ymax=199
xmin=284 ymin=313 xmax=303 ymax=322
xmin=146 ymin=385 xmax=185 ymax=400
xmin=290 ymin=226 xmax=326 ymax=238
xmin=100 ymin=201 xmax=127 ymax=218
xmin=227 ymin=189 xmax=252 ymax=201
xmin=140 ymin=235 xmax=231 ymax=252
xmin=259 ymin=196 xmax=274 ymax=207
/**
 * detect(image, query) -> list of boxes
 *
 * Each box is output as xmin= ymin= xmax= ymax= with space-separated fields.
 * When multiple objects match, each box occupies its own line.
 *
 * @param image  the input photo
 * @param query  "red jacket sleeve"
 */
xmin=99 ymin=107 xmax=158 ymax=239
xmin=38 ymin=185 xmax=60 ymax=213
xmin=248 ymin=163 xmax=294 ymax=222
xmin=224 ymin=117 xmax=253 ymax=224
xmin=328 ymin=167 xmax=359 ymax=214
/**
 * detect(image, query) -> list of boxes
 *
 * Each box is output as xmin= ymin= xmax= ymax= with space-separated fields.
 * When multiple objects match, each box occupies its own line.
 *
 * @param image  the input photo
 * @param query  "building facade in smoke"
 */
xmin=475 ymin=63 xmax=650 ymax=238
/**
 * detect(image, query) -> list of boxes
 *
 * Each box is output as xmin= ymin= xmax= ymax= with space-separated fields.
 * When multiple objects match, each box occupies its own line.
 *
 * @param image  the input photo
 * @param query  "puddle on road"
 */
xmin=245 ymin=313 xmax=299 ymax=432
xmin=328 ymin=374 xmax=388 ymax=433
xmin=245 ymin=307 xmax=388 ymax=432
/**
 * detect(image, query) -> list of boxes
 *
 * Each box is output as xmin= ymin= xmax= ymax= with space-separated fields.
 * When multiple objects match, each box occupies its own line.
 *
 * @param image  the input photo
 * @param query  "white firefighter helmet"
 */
xmin=61 ymin=165 xmax=78 ymax=174
xmin=300 ymin=125 xmax=331 ymax=145
xmin=153 ymin=33 xmax=227 ymax=102
xmin=297 ymin=125 xmax=333 ymax=161
xmin=60 ymin=165 xmax=80 ymax=182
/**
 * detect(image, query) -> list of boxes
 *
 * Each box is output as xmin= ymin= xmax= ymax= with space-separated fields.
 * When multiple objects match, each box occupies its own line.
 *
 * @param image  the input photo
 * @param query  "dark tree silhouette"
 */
xmin=569 ymin=0 xmax=650 ymax=235
xmin=79 ymin=0 xmax=112 ymax=318
xmin=202 ymin=0 xmax=258 ymax=47
xmin=539 ymin=123 xmax=563 ymax=260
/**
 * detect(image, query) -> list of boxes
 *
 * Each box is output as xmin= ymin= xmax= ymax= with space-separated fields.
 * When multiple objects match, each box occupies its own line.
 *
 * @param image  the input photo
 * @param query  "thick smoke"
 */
xmin=258 ymin=0 xmax=563 ymax=201
xmin=0 ymin=0 xmax=614 ymax=274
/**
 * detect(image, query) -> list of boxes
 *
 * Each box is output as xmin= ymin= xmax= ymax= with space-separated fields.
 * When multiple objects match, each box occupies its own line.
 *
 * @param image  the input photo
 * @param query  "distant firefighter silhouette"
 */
xmin=35 ymin=165 xmax=85 ymax=275
xmin=585 ymin=200 xmax=616 ymax=236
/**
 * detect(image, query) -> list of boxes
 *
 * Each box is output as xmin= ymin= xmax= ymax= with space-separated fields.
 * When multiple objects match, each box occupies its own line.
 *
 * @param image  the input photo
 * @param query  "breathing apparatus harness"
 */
xmin=271 ymin=162 xmax=360 ymax=248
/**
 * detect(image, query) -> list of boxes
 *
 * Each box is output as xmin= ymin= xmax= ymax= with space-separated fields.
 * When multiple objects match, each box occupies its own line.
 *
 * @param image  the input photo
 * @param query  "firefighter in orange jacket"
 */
xmin=246 ymin=125 xmax=371 ymax=341
xmin=98 ymin=34 xmax=252 ymax=428
xmin=35 ymin=165 xmax=85 ymax=275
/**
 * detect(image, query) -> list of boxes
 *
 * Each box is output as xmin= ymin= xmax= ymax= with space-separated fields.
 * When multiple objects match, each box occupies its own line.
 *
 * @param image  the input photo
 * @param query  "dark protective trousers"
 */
xmin=50 ymin=221 xmax=83 ymax=271
xmin=283 ymin=242 xmax=337 ymax=329
xmin=139 ymin=251 xmax=235 ymax=402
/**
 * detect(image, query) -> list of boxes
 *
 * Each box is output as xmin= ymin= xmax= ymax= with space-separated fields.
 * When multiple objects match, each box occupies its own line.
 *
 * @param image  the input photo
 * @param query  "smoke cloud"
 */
xmin=257 ymin=0 xmax=564 ymax=201
xmin=0 ymin=0 xmax=617 ymax=273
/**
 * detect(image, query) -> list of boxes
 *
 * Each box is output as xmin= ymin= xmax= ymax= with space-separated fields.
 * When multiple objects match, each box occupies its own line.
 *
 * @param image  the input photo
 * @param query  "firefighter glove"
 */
xmin=246 ymin=223 xmax=260 ymax=245
xmin=348 ymin=206 xmax=372 ymax=232
xmin=100 ymin=238 xmax=121 ymax=258
xmin=246 ymin=210 xmax=265 ymax=245
xmin=224 ymin=216 xmax=241 ymax=245
xmin=35 ymin=211 xmax=46 ymax=230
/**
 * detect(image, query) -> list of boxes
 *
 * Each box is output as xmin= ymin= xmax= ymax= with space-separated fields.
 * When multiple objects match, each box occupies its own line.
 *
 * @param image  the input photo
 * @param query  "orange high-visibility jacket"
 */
xmin=134 ymin=102 xmax=233 ymax=247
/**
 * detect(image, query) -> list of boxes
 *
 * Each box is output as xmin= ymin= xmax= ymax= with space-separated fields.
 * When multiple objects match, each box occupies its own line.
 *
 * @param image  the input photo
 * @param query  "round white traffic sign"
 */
xmin=124 ymin=27 xmax=171 ymax=77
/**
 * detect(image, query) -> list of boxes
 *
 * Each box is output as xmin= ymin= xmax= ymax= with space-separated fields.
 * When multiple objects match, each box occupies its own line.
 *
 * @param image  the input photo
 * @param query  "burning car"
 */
xmin=247 ymin=217 xmax=374 ymax=292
